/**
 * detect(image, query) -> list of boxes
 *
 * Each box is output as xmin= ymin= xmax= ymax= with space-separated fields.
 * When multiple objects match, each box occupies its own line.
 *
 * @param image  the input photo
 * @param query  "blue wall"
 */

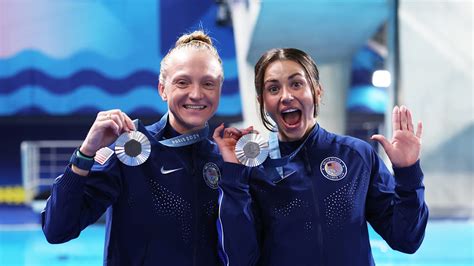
xmin=0 ymin=0 xmax=242 ymax=185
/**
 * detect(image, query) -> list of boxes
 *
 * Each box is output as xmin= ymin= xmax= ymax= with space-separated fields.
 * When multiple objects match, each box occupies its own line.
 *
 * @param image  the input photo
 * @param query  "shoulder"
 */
xmin=316 ymin=126 xmax=375 ymax=167
xmin=145 ymin=120 xmax=165 ymax=136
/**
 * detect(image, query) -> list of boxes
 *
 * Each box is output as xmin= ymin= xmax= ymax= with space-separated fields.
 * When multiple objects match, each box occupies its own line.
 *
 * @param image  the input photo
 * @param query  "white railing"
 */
xmin=21 ymin=140 xmax=83 ymax=204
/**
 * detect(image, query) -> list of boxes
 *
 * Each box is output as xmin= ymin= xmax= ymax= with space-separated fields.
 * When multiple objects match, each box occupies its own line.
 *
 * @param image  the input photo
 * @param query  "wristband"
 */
xmin=70 ymin=148 xmax=95 ymax=171
xmin=77 ymin=149 xmax=95 ymax=159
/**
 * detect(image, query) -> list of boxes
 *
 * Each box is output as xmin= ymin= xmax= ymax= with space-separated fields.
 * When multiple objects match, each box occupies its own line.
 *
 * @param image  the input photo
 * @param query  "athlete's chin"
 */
xmin=176 ymin=107 xmax=215 ymax=131
xmin=181 ymin=117 xmax=209 ymax=130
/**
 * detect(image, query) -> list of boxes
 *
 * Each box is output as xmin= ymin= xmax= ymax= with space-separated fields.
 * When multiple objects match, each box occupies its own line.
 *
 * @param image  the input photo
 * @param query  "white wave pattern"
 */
xmin=0 ymin=86 xmax=242 ymax=115
xmin=0 ymin=50 xmax=238 ymax=79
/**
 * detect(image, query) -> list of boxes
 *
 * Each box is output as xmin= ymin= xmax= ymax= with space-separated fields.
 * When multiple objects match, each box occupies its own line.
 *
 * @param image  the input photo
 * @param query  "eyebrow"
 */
xmin=264 ymin=72 xmax=303 ymax=85
xmin=171 ymin=74 xmax=191 ymax=81
xmin=288 ymin=73 xmax=303 ymax=80
xmin=202 ymin=74 xmax=222 ymax=80
xmin=171 ymin=74 xmax=221 ymax=81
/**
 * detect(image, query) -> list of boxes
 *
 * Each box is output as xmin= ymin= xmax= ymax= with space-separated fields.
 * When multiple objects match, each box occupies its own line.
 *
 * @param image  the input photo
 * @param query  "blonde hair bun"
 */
xmin=175 ymin=30 xmax=213 ymax=47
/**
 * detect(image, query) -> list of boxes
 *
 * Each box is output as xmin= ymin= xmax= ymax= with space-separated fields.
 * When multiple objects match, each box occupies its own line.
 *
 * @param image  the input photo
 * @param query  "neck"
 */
xmin=169 ymin=119 xmax=205 ymax=135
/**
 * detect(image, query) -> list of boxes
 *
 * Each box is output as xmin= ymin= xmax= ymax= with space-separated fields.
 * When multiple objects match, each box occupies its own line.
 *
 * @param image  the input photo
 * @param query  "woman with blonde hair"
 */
xmin=42 ymin=30 xmax=239 ymax=265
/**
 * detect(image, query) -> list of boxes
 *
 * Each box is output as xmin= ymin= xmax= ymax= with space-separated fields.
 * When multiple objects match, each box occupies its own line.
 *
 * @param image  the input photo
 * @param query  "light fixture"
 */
xmin=372 ymin=70 xmax=391 ymax=88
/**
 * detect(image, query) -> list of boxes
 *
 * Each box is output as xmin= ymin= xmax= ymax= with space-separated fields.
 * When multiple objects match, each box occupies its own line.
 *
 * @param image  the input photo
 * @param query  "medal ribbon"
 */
xmin=262 ymin=124 xmax=319 ymax=182
xmin=149 ymin=113 xmax=209 ymax=147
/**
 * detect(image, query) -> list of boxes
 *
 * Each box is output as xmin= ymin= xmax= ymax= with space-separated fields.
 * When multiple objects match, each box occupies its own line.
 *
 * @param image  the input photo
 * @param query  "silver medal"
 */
xmin=115 ymin=131 xmax=151 ymax=166
xmin=235 ymin=133 xmax=269 ymax=167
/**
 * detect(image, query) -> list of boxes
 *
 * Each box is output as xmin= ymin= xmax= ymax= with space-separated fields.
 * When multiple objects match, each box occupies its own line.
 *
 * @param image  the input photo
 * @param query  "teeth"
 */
xmin=184 ymin=105 xmax=205 ymax=110
xmin=282 ymin=108 xmax=298 ymax=114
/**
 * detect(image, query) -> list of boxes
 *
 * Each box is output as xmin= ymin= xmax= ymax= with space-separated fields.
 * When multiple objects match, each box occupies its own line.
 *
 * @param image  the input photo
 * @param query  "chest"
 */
xmin=255 ymin=153 xmax=371 ymax=225
xmin=115 ymin=146 xmax=221 ymax=222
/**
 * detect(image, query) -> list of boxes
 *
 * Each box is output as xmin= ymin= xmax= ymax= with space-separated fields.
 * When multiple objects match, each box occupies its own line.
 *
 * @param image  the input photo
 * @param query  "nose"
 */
xmin=281 ymin=87 xmax=294 ymax=104
xmin=189 ymin=84 xmax=204 ymax=100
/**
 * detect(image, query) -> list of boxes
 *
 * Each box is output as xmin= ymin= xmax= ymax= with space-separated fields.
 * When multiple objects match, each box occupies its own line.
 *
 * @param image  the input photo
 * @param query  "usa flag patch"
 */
xmin=94 ymin=147 xmax=114 ymax=165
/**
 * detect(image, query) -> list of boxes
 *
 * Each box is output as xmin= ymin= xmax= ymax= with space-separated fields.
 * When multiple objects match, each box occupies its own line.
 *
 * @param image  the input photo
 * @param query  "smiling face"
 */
xmin=262 ymin=59 xmax=321 ymax=141
xmin=159 ymin=49 xmax=222 ymax=134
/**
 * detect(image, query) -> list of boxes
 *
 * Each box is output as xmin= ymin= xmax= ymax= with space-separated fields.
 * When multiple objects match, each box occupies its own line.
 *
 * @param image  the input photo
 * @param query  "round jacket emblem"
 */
xmin=320 ymin=157 xmax=347 ymax=181
xmin=203 ymin=162 xmax=220 ymax=189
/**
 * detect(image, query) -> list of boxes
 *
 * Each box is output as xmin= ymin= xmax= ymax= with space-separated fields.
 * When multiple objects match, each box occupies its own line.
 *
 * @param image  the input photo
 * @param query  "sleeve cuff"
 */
xmin=55 ymin=165 xmax=86 ymax=193
xmin=393 ymin=160 xmax=424 ymax=187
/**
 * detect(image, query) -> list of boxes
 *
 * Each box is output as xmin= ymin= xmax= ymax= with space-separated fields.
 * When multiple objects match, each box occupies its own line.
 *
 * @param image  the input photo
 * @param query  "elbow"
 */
xmin=45 ymin=236 xmax=64 ymax=244
xmin=42 ymin=213 xmax=74 ymax=244
xmin=43 ymin=228 xmax=77 ymax=244
xmin=404 ymin=246 xmax=420 ymax=254
xmin=389 ymin=228 xmax=427 ymax=254
xmin=394 ymin=206 xmax=429 ymax=254
xmin=392 ymin=238 xmax=423 ymax=254
xmin=43 ymin=230 xmax=64 ymax=244
xmin=42 ymin=224 xmax=69 ymax=244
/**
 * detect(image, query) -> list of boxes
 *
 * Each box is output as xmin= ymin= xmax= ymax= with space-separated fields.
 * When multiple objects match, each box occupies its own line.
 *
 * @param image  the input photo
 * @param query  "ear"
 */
xmin=158 ymin=83 xmax=167 ymax=101
xmin=315 ymin=83 xmax=323 ymax=104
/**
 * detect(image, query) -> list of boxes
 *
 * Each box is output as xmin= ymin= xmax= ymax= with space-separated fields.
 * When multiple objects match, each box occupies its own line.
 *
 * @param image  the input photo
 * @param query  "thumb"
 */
xmin=242 ymin=125 xmax=254 ymax=135
xmin=213 ymin=123 xmax=225 ymax=141
xmin=371 ymin=134 xmax=392 ymax=153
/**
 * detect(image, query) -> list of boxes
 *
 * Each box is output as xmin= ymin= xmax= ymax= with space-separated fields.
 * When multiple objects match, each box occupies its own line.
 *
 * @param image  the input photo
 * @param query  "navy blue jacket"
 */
xmin=42 ymin=118 xmax=223 ymax=266
xmin=217 ymin=124 xmax=429 ymax=266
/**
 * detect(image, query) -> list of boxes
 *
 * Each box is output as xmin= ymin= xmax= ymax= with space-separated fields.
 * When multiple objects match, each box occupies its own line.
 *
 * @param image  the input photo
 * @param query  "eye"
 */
xmin=266 ymin=85 xmax=279 ymax=94
xmin=292 ymin=81 xmax=303 ymax=88
xmin=203 ymin=81 xmax=217 ymax=90
xmin=175 ymin=79 xmax=189 ymax=88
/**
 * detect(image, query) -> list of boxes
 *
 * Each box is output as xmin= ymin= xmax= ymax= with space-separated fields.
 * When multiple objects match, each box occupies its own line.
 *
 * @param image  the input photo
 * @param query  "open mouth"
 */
xmin=281 ymin=108 xmax=301 ymax=126
xmin=183 ymin=104 xmax=206 ymax=110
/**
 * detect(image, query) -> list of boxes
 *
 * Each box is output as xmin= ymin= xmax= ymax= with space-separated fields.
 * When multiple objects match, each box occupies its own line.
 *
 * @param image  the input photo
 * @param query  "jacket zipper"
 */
xmin=191 ymin=144 xmax=198 ymax=266
xmin=305 ymin=147 xmax=325 ymax=266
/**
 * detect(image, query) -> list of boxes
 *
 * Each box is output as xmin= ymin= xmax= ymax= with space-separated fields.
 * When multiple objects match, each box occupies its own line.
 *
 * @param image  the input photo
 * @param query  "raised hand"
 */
xmin=80 ymin=109 xmax=136 ymax=157
xmin=213 ymin=124 xmax=254 ymax=164
xmin=371 ymin=105 xmax=422 ymax=168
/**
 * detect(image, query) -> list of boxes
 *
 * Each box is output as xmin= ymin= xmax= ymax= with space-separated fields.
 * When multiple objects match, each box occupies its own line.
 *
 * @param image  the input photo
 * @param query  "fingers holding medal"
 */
xmin=81 ymin=110 xmax=137 ymax=157
xmin=214 ymin=124 xmax=267 ymax=166
xmin=96 ymin=110 xmax=150 ymax=167
xmin=235 ymin=132 xmax=269 ymax=167
xmin=105 ymin=112 xmax=150 ymax=167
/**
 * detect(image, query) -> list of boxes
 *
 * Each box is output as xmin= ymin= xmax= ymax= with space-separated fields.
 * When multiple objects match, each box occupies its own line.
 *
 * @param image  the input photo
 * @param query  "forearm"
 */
xmin=42 ymin=166 xmax=89 ymax=243
xmin=42 ymin=165 xmax=117 ymax=244
xmin=368 ymin=160 xmax=429 ymax=253
xmin=391 ymin=161 xmax=429 ymax=252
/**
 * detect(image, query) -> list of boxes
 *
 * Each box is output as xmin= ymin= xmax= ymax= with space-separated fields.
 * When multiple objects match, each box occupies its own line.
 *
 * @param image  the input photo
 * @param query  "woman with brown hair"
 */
xmin=214 ymin=48 xmax=428 ymax=266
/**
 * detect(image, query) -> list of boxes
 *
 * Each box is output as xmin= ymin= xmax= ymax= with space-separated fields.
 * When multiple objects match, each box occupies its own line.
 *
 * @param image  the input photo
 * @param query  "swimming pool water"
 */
xmin=0 ymin=221 xmax=473 ymax=265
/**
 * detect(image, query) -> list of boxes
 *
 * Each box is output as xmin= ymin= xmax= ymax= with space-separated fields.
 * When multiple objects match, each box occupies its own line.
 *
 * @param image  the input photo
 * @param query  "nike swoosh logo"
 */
xmin=160 ymin=166 xmax=184 ymax=175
